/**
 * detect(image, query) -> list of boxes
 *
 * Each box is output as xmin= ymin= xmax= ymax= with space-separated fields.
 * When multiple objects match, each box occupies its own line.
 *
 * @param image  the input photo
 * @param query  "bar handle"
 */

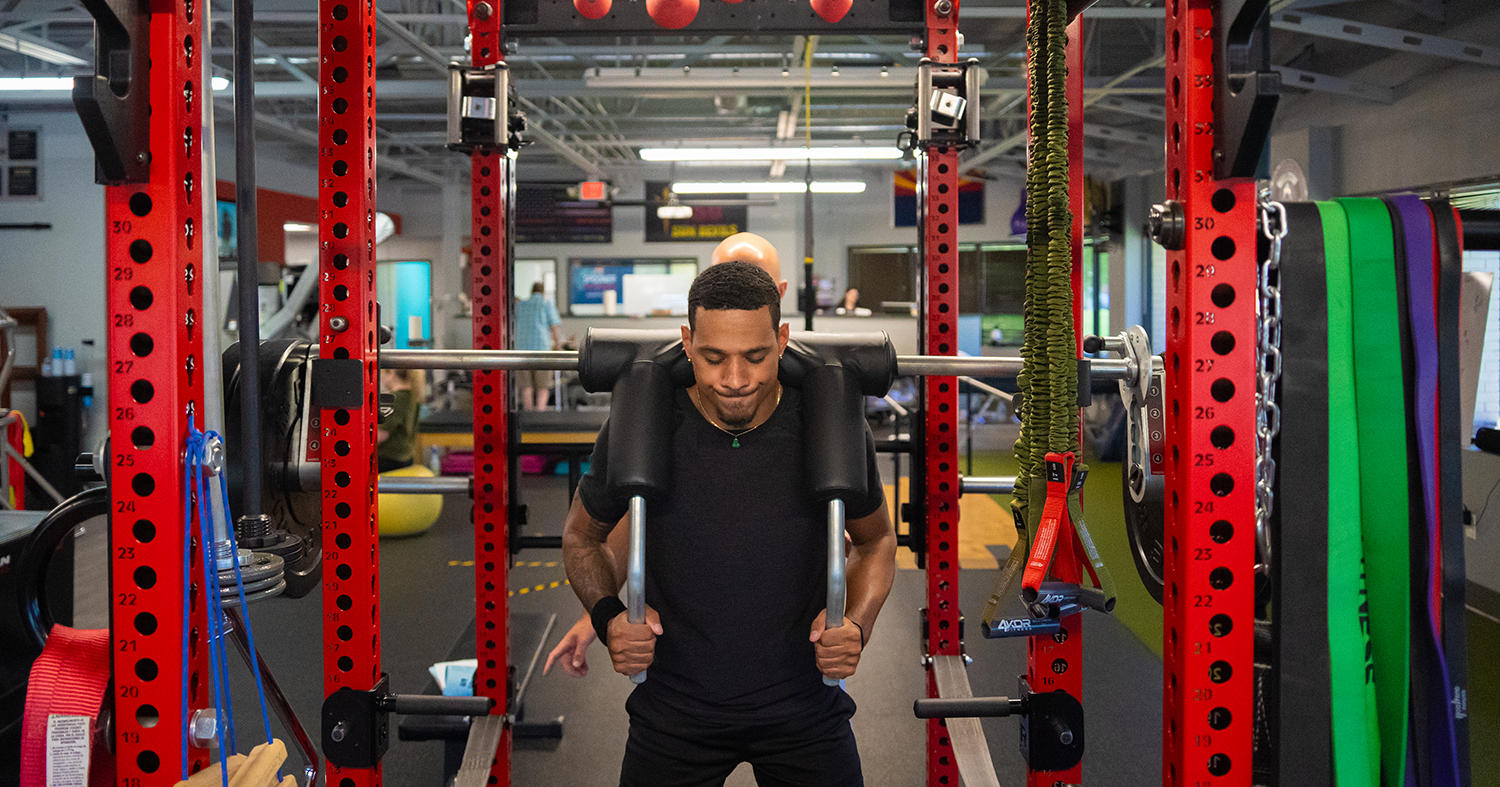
xmin=627 ymin=494 xmax=647 ymax=684
xmin=824 ymin=498 xmax=846 ymax=687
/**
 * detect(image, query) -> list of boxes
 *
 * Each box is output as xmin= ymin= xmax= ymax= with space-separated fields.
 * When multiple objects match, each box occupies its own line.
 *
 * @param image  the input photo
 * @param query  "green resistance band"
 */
xmin=1064 ymin=465 xmax=1116 ymax=612
xmin=1338 ymin=197 xmax=1412 ymax=787
xmin=1317 ymin=200 xmax=1380 ymax=787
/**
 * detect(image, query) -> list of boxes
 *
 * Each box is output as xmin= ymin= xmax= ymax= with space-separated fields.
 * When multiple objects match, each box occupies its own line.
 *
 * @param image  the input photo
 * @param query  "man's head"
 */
xmin=531 ymin=281 xmax=546 ymax=295
xmin=681 ymin=261 xmax=789 ymax=429
xmin=711 ymin=232 xmax=787 ymax=298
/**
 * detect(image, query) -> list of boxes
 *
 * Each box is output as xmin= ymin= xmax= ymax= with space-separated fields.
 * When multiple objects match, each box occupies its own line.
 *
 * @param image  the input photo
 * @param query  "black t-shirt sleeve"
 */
xmin=578 ymin=417 xmax=630 ymax=524
xmin=848 ymin=424 xmax=887 ymax=520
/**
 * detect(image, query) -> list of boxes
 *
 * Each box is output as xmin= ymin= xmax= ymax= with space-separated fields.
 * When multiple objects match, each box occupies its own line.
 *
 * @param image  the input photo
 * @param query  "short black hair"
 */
xmin=687 ymin=261 xmax=781 ymax=332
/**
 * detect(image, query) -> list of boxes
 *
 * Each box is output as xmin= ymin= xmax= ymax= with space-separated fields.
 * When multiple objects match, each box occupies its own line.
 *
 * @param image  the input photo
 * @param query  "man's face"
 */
xmin=681 ymin=307 xmax=790 ymax=429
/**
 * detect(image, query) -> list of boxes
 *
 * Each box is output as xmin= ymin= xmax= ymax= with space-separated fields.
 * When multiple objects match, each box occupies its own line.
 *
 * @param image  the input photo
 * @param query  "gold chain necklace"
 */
xmin=692 ymin=386 xmax=782 ymax=448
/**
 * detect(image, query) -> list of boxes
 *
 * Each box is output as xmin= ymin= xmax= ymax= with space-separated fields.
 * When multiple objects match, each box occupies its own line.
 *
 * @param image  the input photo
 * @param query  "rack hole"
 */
xmin=134 ymin=566 xmax=157 ymax=589
xmin=1211 ymin=283 xmax=1235 ymax=308
xmin=1211 ymin=378 xmax=1235 ymax=402
xmin=132 ymin=472 xmax=155 ymax=497
xmin=333 ymin=160 xmax=349 ymax=177
xmin=134 ymin=612 xmax=158 ymax=635
xmin=1211 ymin=189 xmax=1236 ymax=213
xmin=337 ymin=594 xmax=353 ymax=611
xmin=136 ymin=703 xmax=160 ymax=726
xmin=132 ymin=426 xmax=155 ymax=450
xmin=335 ymin=502 xmax=351 ymax=518
xmin=1209 ymin=473 xmax=1234 ymax=496
xmin=129 ymin=286 xmax=154 ymax=311
xmin=332 ymin=97 xmax=348 ymax=114
xmin=1212 ymin=237 xmax=1236 ymax=260
xmin=130 ymin=193 xmax=153 ymax=217
xmin=131 ymin=379 xmax=154 ymax=404
xmin=1210 ymin=520 xmax=1233 ymax=543
xmin=336 ymin=533 xmax=352 ymax=549
xmin=134 ymin=519 xmax=156 ymax=543
xmin=1209 ymin=567 xmax=1233 ymax=590
xmin=135 ymin=658 xmax=159 ymax=682
xmin=129 ymin=239 xmax=154 ymax=263
xmin=1209 ymin=425 xmax=1234 ymax=449
xmin=1210 ymin=331 xmax=1235 ymax=355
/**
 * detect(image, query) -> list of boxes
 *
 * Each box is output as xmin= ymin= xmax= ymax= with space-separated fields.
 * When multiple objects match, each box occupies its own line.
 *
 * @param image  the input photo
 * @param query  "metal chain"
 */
xmin=1254 ymin=191 xmax=1286 ymax=578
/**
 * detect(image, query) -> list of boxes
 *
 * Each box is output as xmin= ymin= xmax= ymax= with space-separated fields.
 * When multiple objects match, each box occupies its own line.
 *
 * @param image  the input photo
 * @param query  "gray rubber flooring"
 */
xmin=222 ymin=466 xmax=1162 ymax=786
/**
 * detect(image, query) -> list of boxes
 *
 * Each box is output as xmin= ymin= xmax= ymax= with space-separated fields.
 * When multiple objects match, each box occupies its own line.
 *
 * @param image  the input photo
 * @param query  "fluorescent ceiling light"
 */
xmin=0 ymin=77 xmax=73 ymax=91
xmin=0 ymin=32 xmax=87 ymax=66
xmin=656 ymin=204 xmax=693 ymax=219
xmin=641 ymin=146 xmax=900 ymax=162
xmin=283 ymin=222 xmax=315 ymax=232
xmin=672 ymin=181 xmax=867 ymax=194
xmin=211 ymin=76 xmax=230 ymax=90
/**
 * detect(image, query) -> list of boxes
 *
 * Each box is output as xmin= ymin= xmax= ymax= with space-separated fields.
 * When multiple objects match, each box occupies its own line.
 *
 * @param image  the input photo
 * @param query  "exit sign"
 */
xmin=578 ymin=181 xmax=606 ymax=201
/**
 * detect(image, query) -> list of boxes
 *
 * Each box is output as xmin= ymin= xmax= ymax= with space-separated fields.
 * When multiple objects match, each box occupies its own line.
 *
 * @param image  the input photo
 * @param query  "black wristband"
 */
xmin=591 ymin=596 xmax=628 ymax=647
xmin=850 ymin=619 xmax=866 ymax=650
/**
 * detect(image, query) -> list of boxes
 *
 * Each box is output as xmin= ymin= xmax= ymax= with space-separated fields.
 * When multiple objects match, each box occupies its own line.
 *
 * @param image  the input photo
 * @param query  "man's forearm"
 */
xmin=843 ymin=530 xmax=897 ymax=643
xmin=561 ymin=497 xmax=623 ymax=609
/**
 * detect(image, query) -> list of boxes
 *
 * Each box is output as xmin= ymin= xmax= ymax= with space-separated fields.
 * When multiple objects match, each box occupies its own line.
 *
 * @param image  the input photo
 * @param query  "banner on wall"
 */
xmin=516 ymin=182 xmax=613 ymax=244
xmin=893 ymin=169 xmax=985 ymax=227
xmin=645 ymin=181 xmax=748 ymax=242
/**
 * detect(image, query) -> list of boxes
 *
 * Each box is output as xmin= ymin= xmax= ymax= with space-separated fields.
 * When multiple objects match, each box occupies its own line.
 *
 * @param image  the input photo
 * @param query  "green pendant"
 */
xmin=731 ymin=437 xmax=741 ymax=448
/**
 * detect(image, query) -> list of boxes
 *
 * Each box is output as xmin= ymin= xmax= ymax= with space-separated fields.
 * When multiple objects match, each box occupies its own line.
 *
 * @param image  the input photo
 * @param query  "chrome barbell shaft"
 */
xmin=959 ymin=476 xmax=1017 ymax=495
xmin=377 ymin=349 xmax=1133 ymax=382
xmin=377 ymin=476 xmax=472 ymax=494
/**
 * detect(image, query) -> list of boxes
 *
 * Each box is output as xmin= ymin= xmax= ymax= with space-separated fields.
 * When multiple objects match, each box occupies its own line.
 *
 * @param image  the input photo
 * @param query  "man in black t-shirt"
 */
xmin=562 ymin=262 xmax=897 ymax=787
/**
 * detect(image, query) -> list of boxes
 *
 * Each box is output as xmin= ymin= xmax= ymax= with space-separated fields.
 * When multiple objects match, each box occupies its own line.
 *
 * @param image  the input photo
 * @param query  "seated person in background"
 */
xmin=377 ymin=368 xmax=421 ymax=472
xmin=835 ymin=287 xmax=871 ymax=316
xmin=516 ymin=281 xmax=564 ymax=411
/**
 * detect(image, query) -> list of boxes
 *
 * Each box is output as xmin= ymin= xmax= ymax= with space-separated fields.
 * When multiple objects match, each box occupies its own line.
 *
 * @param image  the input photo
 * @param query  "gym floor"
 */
xmin=79 ymin=420 xmax=1497 ymax=786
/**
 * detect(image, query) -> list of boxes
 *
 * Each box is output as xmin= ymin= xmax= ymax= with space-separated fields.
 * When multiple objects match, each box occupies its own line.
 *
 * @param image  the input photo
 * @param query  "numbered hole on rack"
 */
xmin=334 ymin=284 xmax=350 ymax=301
xmin=333 ymin=191 xmax=349 ymax=209
xmin=937 ymin=183 xmax=949 ymax=194
xmin=1210 ymin=520 xmax=1233 ymax=543
xmin=938 ymin=203 xmax=949 ymax=214
xmin=333 ymin=160 xmax=349 ymax=177
xmin=1211 ymin=237 xmax=1236 ymax=261
xmin=130 ymin=379 xmax=154 ymax=404
xmin=131 ymin=426 xmax=154 ymax=450
xmin=134 ymin=566 xmax=156 ymax=590
xmin=129 ymin=239 xmax=153 ymax=263
xmin=332 ymin=97 xmax=349 ymax=114
xmin=1209 ymin=425 xmax=1234 ymax=449
xmin=333 ymin=347 xmax=350 ymax=360
xmin=335 ymin=440 xmax=351 ymax=456
xmin=480 ymin=225 xmax=492 ymax=237
xmin=336 ymin=533 xmax=352 ymax=549
xmin=134 ymin=612 xmax=158 ymax=636
xmin=334 ymin=563 xmax=352 ymax=582
xmin=135 ymin=702 xmax=160 ymax=727
xmin=333 ymin=409 xmax=351 ymax=426
xmin=1209 ymin=613 xmax=1234 ymax=638
xmin=338 ymin=655 xmax=354 ymax=673
xmin=333 ymin=253 xmax=350 ymax=270
xmin=135 ymin=658 xmax=159 ymax=682
xmin=129 ymin=286 xmax=153 ymax=311
xmin=1209 ymin=473 xmax=1234 ymax=496
xmin=937 ymin=163 xmax=949 ymax=174
xmin=333 ymin=223 xmax=349 ymax=240
xmin=1211 ymin=189 xmax=1236 ymax=214
xmin=337 ymin=625 xmax=354 ymax=642
xmin=1207 ymin=706 xmax=1232 ymax=730
xmin=1207 ymin=753 xmax=1232 ymax=776
xmin=1209 ymin=567 xmax=1233 ymax=591
xmin=1209 ymin=659 xmax=1232 ymax=684
xmin=1211 ymin=284 xmax=1235 ymax=308
xmin=337 ymin=594 xmax=354 ymax=611
xmin=336 ymin=502 xmax=351 ymax=519
xmin=1210 ymin=331 xmax=1235 ymax=356
xmin=340 ymin=779 xmax=356 ymax=787
xmin=129 ymin=192 xmax=153 ymax=217
xmin=1211 ymin=378 xmax=1234 ymax=402
xmin=332 ymin=67 xmax=348 ymax=85
xmin=938 ymin=222 xmax=950 ymax=235
xmin=133 ymin=519 xmax=155 ymax=543
xmin=131 ymin=472 xmax=155 ymax=497
xmin=938 ymin=263 xmax=949 ymax=274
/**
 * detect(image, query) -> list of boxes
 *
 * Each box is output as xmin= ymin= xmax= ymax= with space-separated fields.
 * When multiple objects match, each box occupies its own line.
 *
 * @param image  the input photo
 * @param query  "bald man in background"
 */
xmin=544 ymin=233 xmax=791 ymax=677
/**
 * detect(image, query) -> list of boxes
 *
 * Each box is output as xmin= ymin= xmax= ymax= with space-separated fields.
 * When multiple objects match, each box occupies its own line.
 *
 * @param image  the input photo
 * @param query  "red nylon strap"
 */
xmin=1022 ymin=452 xmax=1074 ymax=596
xmin=20 ymin=626 xmax=115 ymax=787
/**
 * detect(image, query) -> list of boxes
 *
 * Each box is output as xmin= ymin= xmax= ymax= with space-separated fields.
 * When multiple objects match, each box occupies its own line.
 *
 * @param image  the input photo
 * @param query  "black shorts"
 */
xmin=620 ymin=687 xmax=863 ymax=787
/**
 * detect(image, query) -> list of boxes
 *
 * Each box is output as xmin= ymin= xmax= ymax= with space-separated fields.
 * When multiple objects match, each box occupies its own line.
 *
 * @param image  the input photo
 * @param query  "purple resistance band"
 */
xmin=1388 ymin=193 xmax=1460 ymax=787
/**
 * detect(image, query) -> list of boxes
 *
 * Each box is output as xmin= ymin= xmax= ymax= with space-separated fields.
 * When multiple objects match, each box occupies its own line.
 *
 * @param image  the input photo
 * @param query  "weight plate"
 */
xmin=218 ymin=551 xmax=284 ymax=585
xmin=220 ymin=579 xmax=287 ymax=608
xmin=1123 ymin=468 xmax=1166 ymax=605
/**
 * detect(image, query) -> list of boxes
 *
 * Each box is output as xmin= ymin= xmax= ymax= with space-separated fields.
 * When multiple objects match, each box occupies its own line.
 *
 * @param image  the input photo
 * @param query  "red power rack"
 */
xmin=919 ymin=0 xmax=962 ymax=781
xmin=467 ymin=0 xmax=515 ymax=782
xmin=106 ymin=1 xmax=212 ymax=782
xmin=1161 ymin=1 xmax=1258 ymax=785
xmin=316 ymin=0 xmax=384 ymax=782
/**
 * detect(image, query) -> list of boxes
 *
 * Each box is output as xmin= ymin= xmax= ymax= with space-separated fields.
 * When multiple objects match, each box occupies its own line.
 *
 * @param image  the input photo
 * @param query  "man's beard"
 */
xmin=714 ymin=395 xmax=759 ymax=429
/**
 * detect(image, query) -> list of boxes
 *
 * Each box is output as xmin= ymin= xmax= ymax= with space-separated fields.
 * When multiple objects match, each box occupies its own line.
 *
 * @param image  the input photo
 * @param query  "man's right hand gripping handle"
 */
xmin=593 ymin=597 xmax=662 ymax=678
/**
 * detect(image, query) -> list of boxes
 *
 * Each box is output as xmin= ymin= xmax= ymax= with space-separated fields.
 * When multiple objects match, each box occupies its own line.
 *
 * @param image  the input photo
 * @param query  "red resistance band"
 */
xmin=20 ymin=625 xmax=116 ymax=787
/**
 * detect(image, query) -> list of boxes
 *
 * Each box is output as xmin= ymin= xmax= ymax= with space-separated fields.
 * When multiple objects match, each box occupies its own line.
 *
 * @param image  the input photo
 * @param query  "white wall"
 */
xmin=0 ymin=110 xmax=109 ymax=451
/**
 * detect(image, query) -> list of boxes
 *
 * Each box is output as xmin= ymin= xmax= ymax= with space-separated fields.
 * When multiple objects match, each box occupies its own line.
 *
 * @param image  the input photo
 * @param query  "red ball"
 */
xmin=575 ymin=0 xmax=611 ymax=19
xmin=809 ymin=0 xmax=851 ymax=22
xmin=647 ymin=0 xmax=698 ymax=28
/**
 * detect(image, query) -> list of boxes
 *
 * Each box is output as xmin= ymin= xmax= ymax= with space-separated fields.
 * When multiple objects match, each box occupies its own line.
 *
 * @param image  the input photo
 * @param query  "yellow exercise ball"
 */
xmin=378 ymin=464 xmax=444 ymax=537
